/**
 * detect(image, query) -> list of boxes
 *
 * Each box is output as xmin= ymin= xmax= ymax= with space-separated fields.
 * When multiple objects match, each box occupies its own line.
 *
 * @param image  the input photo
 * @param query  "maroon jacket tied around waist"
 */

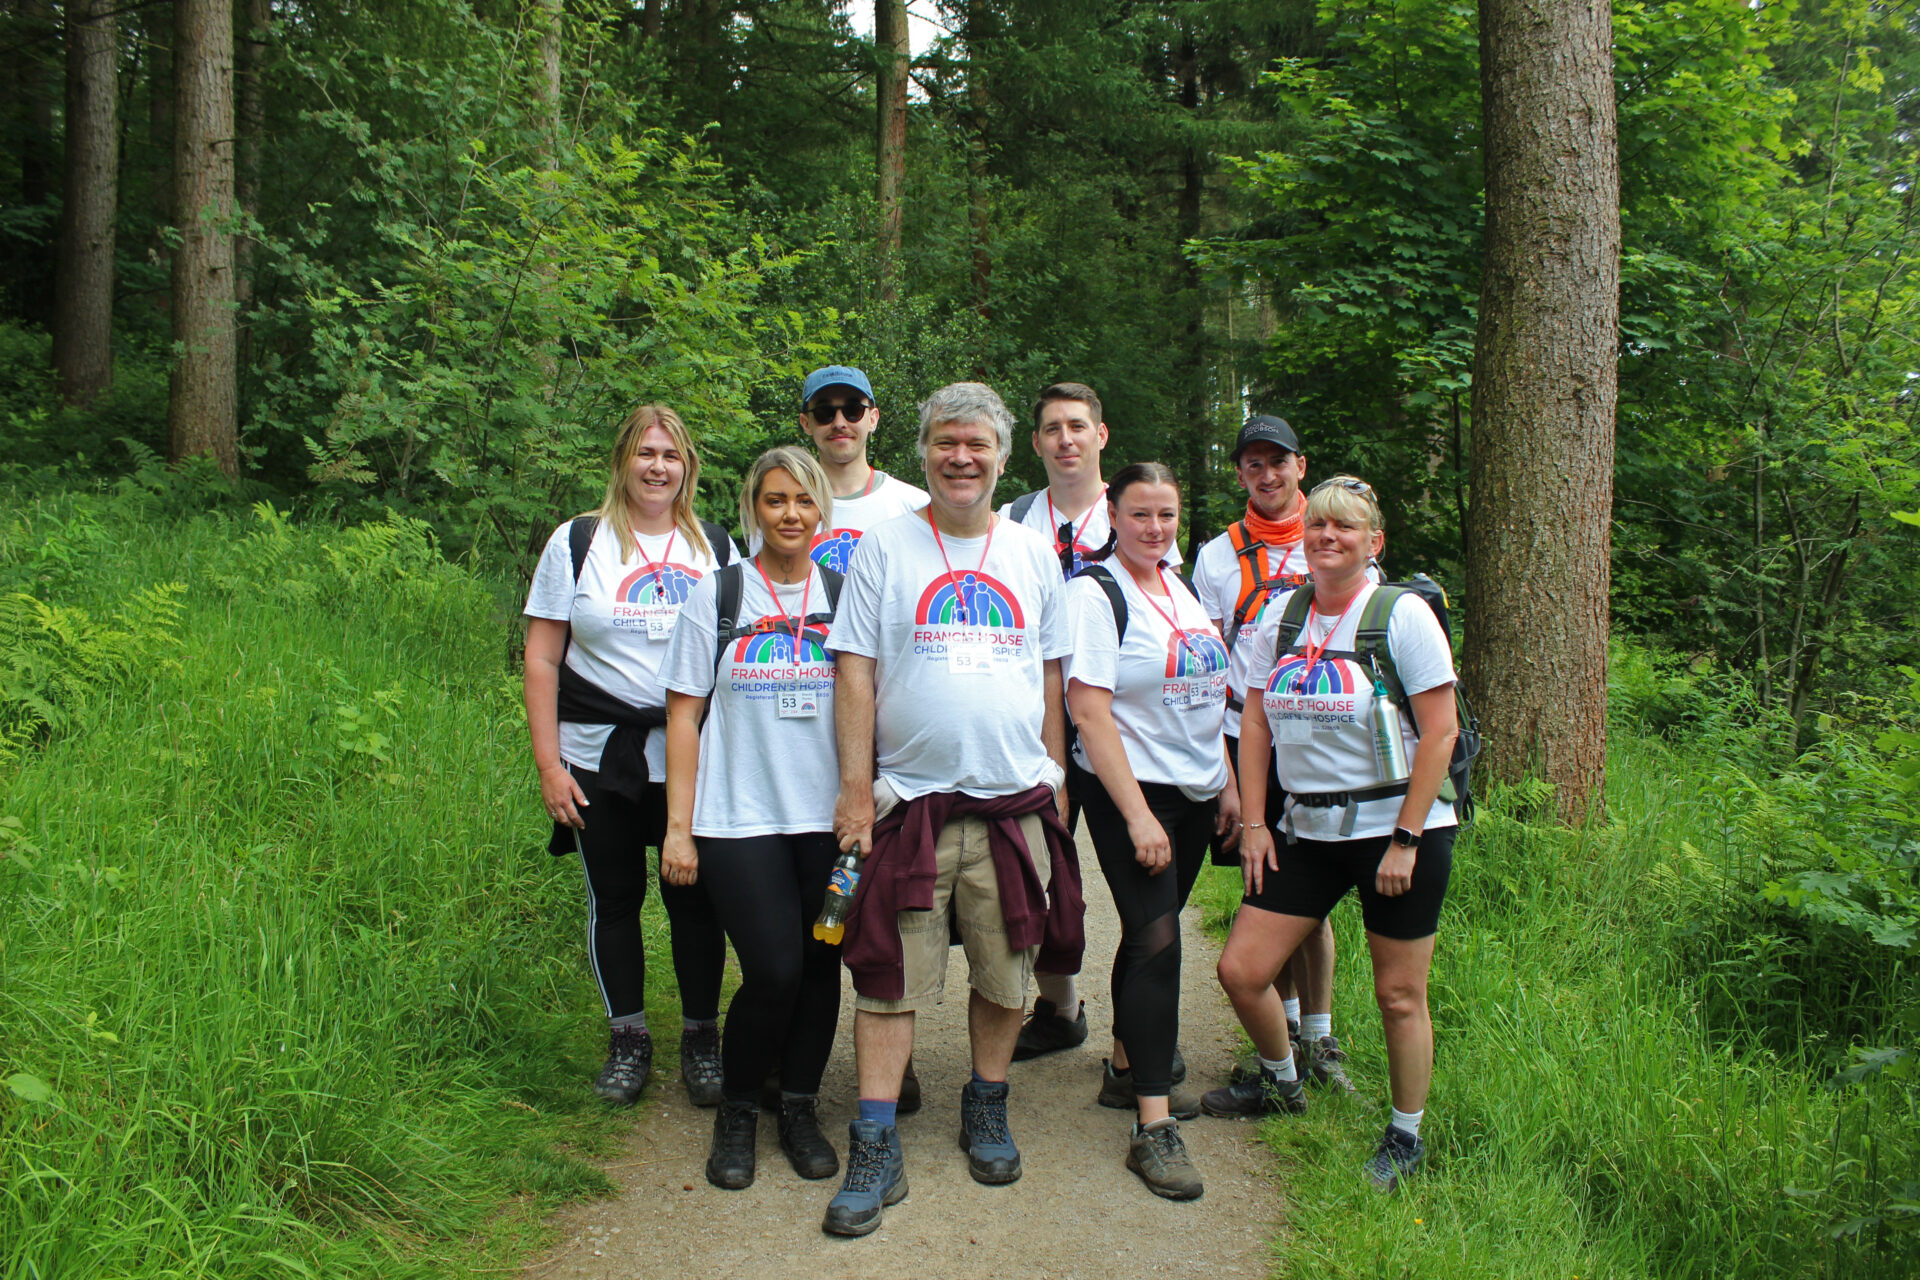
xmin=841 ymin=785 xmax=1085 ymax=1002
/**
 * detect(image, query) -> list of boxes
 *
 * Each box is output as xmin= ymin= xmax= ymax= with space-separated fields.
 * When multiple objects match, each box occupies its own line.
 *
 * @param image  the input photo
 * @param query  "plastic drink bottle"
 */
xmin=813 ymin=843 xmax=862 ymax=945
xmin=1370 ymin=679 xmax=1411 ymax=782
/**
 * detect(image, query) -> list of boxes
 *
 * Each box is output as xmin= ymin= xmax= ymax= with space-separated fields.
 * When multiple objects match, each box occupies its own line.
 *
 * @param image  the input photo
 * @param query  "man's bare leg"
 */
xmin=855 ymin=1009 xmax=914 ymax=1099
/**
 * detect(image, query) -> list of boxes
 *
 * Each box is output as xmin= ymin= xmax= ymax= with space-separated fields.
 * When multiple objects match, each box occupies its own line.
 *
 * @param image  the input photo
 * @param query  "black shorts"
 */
xmin=1242 ymin=827 xmax=1456 ymax=941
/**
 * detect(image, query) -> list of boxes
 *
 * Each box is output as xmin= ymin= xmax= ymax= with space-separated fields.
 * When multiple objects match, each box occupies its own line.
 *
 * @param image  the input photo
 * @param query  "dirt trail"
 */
xmin=525 ymin=837 xmax=1281 ymax=1280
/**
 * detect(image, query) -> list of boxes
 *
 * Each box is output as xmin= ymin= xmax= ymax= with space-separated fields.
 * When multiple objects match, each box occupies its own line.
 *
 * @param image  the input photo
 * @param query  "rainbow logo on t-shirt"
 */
xmin=732 ymin=618 xmax=831 ymax=665
xmin=1166 ymin=630 xmax=1230 ymax=678
xmin=914 ymin=572 xmax=1026 ymax=629
xmin=1270 ymin=655 xmax=1363 ymax=695
xmin=810 ymin=528 xmax=862 ymax=573
xmin=616 ymin=563 xmax=702 ymax=606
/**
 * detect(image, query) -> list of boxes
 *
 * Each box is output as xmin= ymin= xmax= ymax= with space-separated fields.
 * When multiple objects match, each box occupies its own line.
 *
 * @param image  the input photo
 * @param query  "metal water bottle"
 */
xmin=813 ymin=843 xmax=863 ymax=945
xmin=1370 ymin=679 xmax=1411 ymax=783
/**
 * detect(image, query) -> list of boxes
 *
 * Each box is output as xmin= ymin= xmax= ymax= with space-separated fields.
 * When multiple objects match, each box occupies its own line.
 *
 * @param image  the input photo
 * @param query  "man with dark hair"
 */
xmin=791 ymin=364 xmax=929 ymax=573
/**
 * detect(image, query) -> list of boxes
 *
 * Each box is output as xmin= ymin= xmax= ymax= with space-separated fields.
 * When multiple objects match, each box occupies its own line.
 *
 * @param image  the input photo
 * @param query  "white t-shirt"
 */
xmin=1195 ymin=527 xmax=1377 ymax=736
xmin=1063 ymin=566 xmax=1229 ymax=798
xmin=999 ymin=486 xmax=1183 ymax=578
xmin=828 ymin=511 xmax=1069 ymax=800
xmin=804 ymin=472 xmax=930 ymax=574
xmin=661 ymin=565 xmax=839 ymax=838
xmin=1239 ymin=581 xmax=1457 ymax=840
xmin=523 ymin=519 xmax=735 ymax=776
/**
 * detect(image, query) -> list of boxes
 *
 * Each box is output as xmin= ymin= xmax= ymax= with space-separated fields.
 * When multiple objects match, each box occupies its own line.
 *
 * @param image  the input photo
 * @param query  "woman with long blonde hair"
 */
xmin=522 ymin=404 xmax=739 ymax=1107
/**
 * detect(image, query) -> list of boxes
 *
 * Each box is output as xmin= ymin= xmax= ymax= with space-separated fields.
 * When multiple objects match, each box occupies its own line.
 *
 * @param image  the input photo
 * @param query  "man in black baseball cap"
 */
xmin=1229 ymin=413 xmax=1303 ymax=461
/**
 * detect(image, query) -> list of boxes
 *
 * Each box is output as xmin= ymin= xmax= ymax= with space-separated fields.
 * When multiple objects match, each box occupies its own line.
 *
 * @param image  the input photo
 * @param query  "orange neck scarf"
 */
xmin=1243 ymin=491 xmax=1306 ymax=547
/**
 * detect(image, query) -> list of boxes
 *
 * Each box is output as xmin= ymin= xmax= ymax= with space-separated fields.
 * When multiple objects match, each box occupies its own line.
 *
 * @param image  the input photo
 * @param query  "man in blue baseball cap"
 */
xmin=794 ymin=365 xmax=929 ymax=574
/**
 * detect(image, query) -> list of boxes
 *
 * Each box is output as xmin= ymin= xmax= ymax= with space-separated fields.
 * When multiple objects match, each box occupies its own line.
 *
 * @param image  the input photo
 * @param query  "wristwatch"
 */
xmin=1391 ymin=826 xmax=1419 ymax=849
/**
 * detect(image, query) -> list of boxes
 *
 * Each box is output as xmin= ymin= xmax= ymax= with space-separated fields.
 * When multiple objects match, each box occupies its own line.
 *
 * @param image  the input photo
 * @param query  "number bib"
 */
xmin=946 ymin=630 xmax=995 ymax=675
xmin=775 ymin=676 xmax=819 ymax=719
xmin=642 ymin=604 xmax=680 ymax=641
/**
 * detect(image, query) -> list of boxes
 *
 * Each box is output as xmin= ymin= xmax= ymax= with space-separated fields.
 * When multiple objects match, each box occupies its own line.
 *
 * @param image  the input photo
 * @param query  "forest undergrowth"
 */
xmin=1 ymin=487 xmax=1914 ymax=1278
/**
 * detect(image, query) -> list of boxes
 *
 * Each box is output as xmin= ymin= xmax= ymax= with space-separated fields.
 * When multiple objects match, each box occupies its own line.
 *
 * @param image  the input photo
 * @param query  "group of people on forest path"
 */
xmin=521 ymin=365 xmax=1463 ymax=1236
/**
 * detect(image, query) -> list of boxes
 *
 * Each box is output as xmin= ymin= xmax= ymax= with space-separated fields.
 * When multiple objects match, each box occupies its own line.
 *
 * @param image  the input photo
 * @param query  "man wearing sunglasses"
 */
xmin=793 ymin=365 xmax=929 ymax=574
xmin=1193 ymin=414 xmax=1377 ymax=1096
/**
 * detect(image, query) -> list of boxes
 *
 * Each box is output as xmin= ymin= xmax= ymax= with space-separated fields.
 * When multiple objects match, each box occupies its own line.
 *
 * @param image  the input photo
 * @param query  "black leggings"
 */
xmin=567 ymin=766 xmax=724 ymax=1024
xmin=1074 ymin=765 xmax=1216 ymax=1097
xmin=698 ymin=832 xmax=843 ymax=1099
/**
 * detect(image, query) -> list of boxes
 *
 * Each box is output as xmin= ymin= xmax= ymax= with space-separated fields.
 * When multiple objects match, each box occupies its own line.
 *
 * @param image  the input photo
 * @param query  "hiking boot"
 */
xmin=821 ymin=1120 xmax=907 ymax=1237
xmin=1171 ymin=1044 xmax=1187 ymax=1086
xmin=1126 ymin=1118 xmax=1205 ymax=1201
xmin=1365 ymin=1124 xmax=1425 ymax=1192
xmin=1231 ymin=1021 xmax=1301 ymax=1084
xmin=898 ymin=1056 xmax=922 ymax=1115
xmin=704 ymin=1099 xmax=758 ymax=1190
xmin=680 ymin=1024 xmax=724 ymax=1108
xmin=777 ymin=1095 xmax=839 ymax=1180
xmin=1096 ymin=1059 xmax=1201 ymax=1120
xmin=957 ymin=1079 xmax=1022 ymax=1184
xmin=593 ymin=1025 xmax=652 ymax=1105
xmin=1012 ymin=998 xmax=1088 ymax=1061
xmin=1307 ymin=1035 xmax=1356 ymax=1093
xmin=1200 ymin=1071 xmax=1307 ymax=1119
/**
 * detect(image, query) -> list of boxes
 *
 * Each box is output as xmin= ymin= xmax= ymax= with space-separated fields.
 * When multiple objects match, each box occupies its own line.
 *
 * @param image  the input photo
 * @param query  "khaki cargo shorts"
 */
xmin=854 ymin=812 xmax=1051 ymax=1014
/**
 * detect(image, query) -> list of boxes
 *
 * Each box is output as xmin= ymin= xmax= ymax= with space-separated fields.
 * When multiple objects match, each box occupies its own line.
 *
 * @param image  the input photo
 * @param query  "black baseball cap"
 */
xmin=1230 ymin=414 xmax=1302 ymax=461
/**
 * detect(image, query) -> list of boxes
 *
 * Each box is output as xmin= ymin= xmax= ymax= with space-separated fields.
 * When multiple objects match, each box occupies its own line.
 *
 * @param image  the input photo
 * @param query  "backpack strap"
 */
xmin=1226 ymin=521 xmax=1274 ymax=649
xmin=1274 ymin=581 xmax=1317 ymax=653
xmin=1008 ymin=491 xmax=1042 ymax=525
xmin=568 ymin=515 xmax=599 ymax=583
xmin=1078 ymin=563 xmax=1129 ymax=646
xmin=1353 ymin=585 xmax=1412 ymax=714
xmin=711 ymin=563 xmax=745 ymax=674
xmin=701 ymin=520 xmax=733 ymax=567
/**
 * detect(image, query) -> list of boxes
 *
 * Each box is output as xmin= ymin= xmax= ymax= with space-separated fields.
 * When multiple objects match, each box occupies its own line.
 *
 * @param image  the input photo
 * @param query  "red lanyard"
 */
xmin=1294 ymin=588 xmax=1363 ymax=690
xmin=637 ymin=528 xmax=678 ymax=594
xmin=1138 ymin=565 xmax=1200 ymax=664
xmin=1272 ymin=542 xmax=1300 ymax=578
xmin=928 ymin=512 xmax=997 ymax=626
xmin=852 ymin=466 xmax=877 ymax=499
xmin=1047 ymin=486 xmax=1104 ymax=555
xmin=752 ymin=555 xmax=813 ymax=669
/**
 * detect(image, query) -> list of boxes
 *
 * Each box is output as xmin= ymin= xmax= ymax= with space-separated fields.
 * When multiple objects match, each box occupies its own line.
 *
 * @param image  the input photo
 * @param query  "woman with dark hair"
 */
xmin=1205 ymin=475 xmax=1460 ymax=1194
xmin=522 ymin=404 xmax=738 ymax=1108
xmin=1064 ymin=462 xmax=1239 ymax=1200
xmin=660 ymin=445 xmax=847 ymax=1190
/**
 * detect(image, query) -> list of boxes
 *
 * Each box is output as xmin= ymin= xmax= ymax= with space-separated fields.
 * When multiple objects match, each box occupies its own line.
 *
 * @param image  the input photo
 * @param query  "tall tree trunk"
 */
xmin=535 ymin=0 xmax=563 ymax=167
xmin=1175 ymin=25 xmax=1209 ymax=560
xmin=965 ymin=4 xmax=991 ymax=322
xmin=642 ymin=0 xmax=662 ymax=40
xmin=53 ymin=0 xmax=120 ymax=408
xmin=233 ymin=0 xmax=268 ymax=314
xmin=168 ymin=0 xmax=238 ymax=478
xmin=874 ymin=0 xmax=908 ymax=301
xmin=11 ymin=0 xmax=59 ymax=326
xmin=147 ymin=4 xmax=175 ymax=323
xmin=1465 ymin=0 xmax=1620 ymax=821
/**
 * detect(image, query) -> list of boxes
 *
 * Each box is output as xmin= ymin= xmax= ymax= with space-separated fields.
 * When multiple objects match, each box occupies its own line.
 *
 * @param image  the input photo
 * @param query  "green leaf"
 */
xmin=6 ymin=1072 xmax=51 ymax=1103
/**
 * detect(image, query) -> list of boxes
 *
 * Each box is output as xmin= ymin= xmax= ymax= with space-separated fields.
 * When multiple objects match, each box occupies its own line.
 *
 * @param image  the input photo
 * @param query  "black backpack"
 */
xmin=1074 ymin=562 xmax=1205 ymax=645
xmin=1272 ymin=574 xmax=1482 ymax=824
xmin=708 ymin=561 xmax=844 ymax=674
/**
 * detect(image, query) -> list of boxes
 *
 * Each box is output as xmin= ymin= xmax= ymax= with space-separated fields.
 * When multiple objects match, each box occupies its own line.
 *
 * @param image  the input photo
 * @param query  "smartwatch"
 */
xmin=1391 ymin=826 xmax=1419 ymax=849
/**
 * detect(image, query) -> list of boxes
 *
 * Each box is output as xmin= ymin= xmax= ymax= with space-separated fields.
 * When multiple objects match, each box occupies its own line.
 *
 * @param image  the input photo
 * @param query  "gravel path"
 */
xmin=525 ymin=841 xmax=1280 ymax=1280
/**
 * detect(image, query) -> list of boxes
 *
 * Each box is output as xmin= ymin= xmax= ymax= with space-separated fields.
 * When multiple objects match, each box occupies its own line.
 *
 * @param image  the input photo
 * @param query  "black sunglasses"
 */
xmin=805 ymin=401 xmax=873 ymax=426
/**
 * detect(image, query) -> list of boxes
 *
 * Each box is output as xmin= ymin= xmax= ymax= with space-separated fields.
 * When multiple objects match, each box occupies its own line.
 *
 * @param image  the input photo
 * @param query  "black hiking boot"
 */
xmin=705 ymin=1098 xmax=758 ymax=1190
xmin=957 ymin=1079 xmax=1022 ymax=1184
xmin=778 ymin=1095 xmax=840 ymax=1180
xmin=1200 ymin=1070 xmax=1307 ymax=1119
xmin=680 ymin=1023 xmax=724 ymax=1108
xmin=593 ymin=1025 xmax=652 ymax=1105
xmin=1012 ymin=998 xmax=1088 ymax=1061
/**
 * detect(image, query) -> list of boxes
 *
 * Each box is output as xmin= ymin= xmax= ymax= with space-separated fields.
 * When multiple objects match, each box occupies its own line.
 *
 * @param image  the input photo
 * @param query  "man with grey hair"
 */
xmin=819 ymin=382 xmax=1085 ymax=1237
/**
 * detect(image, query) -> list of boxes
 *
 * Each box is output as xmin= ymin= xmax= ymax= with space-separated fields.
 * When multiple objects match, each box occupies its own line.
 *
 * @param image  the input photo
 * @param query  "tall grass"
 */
xmin=0 ymin=493 xmax=688 ymax=1278
xmin=1191 ymin=726 xmax=1919 ymax=1277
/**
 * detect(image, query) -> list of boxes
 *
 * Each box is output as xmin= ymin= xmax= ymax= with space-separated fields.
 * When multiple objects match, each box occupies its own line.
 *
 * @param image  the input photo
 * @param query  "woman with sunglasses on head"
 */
xmin=1202 ymin=475 xmax=1460 ymax=1195
xmin=523 ymin=404 xmax=739 ymax=1109
xmin=1063 ymin=463 xmax=1241 ymax=1200
xmin=659 ymin=447 xmax=849 ymax=1192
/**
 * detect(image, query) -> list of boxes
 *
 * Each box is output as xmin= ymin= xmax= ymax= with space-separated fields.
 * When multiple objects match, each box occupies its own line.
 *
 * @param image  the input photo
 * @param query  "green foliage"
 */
xmin=0 ymin=493 xmax=659 ymax=1278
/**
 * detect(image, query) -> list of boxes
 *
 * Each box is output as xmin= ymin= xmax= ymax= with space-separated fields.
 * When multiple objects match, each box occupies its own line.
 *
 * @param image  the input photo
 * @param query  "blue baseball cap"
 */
xmin=801 ymin=365 xmax=875 ymax=406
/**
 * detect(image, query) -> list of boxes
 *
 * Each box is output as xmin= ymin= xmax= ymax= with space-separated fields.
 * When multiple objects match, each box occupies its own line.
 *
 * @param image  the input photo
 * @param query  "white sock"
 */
xmin=1036 ymin=974 xmax=1079 ymax=1018
xmin=1390 ymin=1107 xmax=1423 ymax=1139
xmin=1259 ymin=1053 xmax=1299 ymax=1084
xmin=1302 ymin=1013 xmax=1332 ymax=1042
xmin=1282 ymin=997 xmax=1301 ymax=1025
